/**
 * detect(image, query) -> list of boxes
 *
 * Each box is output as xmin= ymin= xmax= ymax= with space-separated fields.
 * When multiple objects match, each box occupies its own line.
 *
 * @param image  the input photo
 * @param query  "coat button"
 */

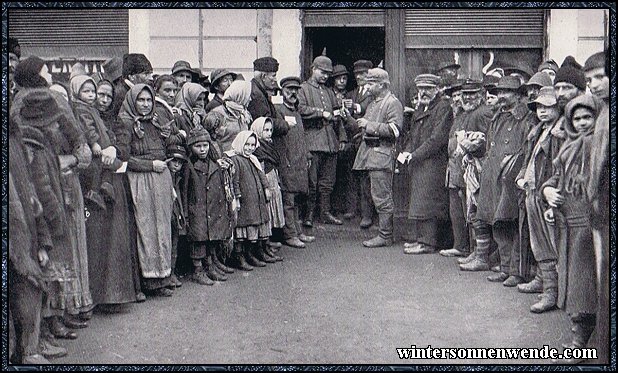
xmin=507 ymin=127 xmax=512 ymax=131
xmin=504 ymin=139 xmax=509 ymax=144
xmin=491 ymin=142 xmax=495 ymax=146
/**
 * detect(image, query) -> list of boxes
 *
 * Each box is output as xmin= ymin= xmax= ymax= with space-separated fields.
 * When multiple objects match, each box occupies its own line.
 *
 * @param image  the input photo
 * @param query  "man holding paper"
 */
xmin=352 ymin=68 xmax=403 ymax=247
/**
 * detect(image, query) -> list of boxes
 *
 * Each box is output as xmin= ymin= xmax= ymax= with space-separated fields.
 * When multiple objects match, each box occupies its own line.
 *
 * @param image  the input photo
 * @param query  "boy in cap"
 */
xmin=353 ymin=68 xmax=403 ymax=247
xmin=299 ymin=53 xmax=348 ymax=226
xmin=167 ymin=144 xmax=189 ymax=288
xmin=514 ymin=87 xmax=561 ymax=312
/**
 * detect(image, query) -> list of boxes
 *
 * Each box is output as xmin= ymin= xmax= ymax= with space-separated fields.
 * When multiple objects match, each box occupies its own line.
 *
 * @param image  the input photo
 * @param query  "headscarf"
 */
xmin=554 ymin=94 xmax=602 ymax=197
xmin=118 ymin=84 xmax=155 ymax=139
xmin=250 ymin=117 xmax=279 ymax=173
xmin=175 ymin=82 xmax=207 ymax=114
xmin=227 ymin=130 xmax=262 ymax=171
xmin=95 ymin=79 xmax=116 ymax=123
xmin=14 ymin=56 xmax=48 ymax=88
xmin=70 ymin=75 xmax=96 ymax=105
xmin=223 ymin=80 xmax=252 ymax=121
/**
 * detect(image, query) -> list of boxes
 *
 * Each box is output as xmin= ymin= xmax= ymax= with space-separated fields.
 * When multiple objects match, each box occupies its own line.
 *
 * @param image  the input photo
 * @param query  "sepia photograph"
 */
xmin=4 ymin=2 xmax=614 ymax=368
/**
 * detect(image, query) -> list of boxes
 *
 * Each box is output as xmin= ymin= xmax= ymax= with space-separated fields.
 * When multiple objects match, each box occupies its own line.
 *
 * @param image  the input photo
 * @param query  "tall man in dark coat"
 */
xmin=298 ymin=54 xmax=348 ymax=226
xmin=353 ymin=68 xmax=403 ymax=247
xmin=440 ymin=79 xmax=492 ymax=258
xmin=347 ymin=59 xmax=377 ymax=228
xmin=275 ymin=76 xmax=316 ymax=248
xmin=109 ymin=53 xmax=154 ymax=118
xmin=400 ymin=74 xmax=453 ymax=254
xmin=476 ymin=76 xmax=536 ymax=286
xmin=247 ymin=57 xmax=289 ymax=138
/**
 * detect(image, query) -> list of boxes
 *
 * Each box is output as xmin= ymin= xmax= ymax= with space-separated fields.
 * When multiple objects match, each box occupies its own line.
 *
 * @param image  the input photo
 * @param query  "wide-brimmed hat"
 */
xmin=445 ymin=78 xmax=465 ymax=96
xmin=482 ymin=75 xmax=500 ymax=90
xmin=19 ymin=90 xmax=65 ymax=128
xmin=527 ymin=86 xmax=558 ymax=111
xmin=209 ymin=68 xmax=238 ymax=92
xmin=172 ymin=60 xmax=193 ymax=75
xmin=414 ymin=73 xmax=441 ymax=88
xmin=460 ymin=79 xmax=483 ymax=93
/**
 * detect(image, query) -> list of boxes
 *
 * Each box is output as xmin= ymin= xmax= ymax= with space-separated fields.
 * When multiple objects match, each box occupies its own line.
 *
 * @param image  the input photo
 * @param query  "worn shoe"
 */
xmin=39 ymin=340 xmax=68 ymax=359
xmin=503 ymin=275 xmax=525 ymax=287
xmin=439 ymin=248 xmax=467 ymax=257
xmin=135 ymin=292 xmax=147 ymax=302
xmin=406 ymin=244 xmax=437 ymax=255
xmin=363 ymin=235 xmax=393 ymax=248
xmin=458 ymin=251 xmax=477 ymax=264
xmin=403 ymin=242 xmax=419 ymax=254
xmin=359 ymin=217 xmax=373 ymax=229
xmin=285 ymin=237 xmax=306 ymax=249
xmin=48 ymin=317 xmax=78 ymax=340
xmin=491 ymin=265 xmax=501 ymax=273
xmin=170 ymin=274 xmax=183 ymax=288
xmin=206 ymin=268 xmax=227 ymax=282
xmin=246 ymin=252 xmax=266 ymax=267
xmin=530 ymin=292 xmax=558 ymax=313
xmin=191 ymin=270 xmax=214 ymax=285
xmin=322 ymin=212 xmax=343 ymax=225
xmin=518 ymin=277 xmax=543 ymax=293
xmin=299 ymin=234 xmax=315 ymax=243
xmin=236 ymin=255 xmax=254 ymax=271
xmin=459 ymin=258 xmax=490 ymax=272
xmin=62 ymin=316 xmax=88 ymax=329
xmin=487 ymin=272 xmax=509 ymax=282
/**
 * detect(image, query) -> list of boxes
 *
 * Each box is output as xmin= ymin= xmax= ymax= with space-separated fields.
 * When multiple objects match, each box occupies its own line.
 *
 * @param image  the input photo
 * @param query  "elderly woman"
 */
xmin=117 ymin=84 xmax=175 ymax=297
xmin=204 ymin=68 xmax=237 ymax=113
xmin=204 ymin=80 xmax=253 ymax=154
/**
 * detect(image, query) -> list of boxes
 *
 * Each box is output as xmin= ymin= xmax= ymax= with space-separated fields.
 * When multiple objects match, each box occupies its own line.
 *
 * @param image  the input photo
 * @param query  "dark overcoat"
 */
xmin=403 ymin=96 xmax=453 ymax=220
xmin=275 ymin=103 xmax=310 ymax=193
xmin=247 ymin=78 xmax=289 ymax=136
xmin=230 ymin=155 xmax=270 ymax=227
xmin=182 ymin=156 xmax=233 ymax=241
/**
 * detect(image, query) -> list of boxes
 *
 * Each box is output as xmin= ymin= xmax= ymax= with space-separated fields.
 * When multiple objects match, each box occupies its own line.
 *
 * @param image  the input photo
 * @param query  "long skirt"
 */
xmin=266 ymin=169 xmax=285 ymax=229
xmin=127 ymin=170 xmax=173 ymax=279
xmin=58 ymin=171 xmax=93 ymax=315
xmin=85 ymin=173 xmax=138 ymax=305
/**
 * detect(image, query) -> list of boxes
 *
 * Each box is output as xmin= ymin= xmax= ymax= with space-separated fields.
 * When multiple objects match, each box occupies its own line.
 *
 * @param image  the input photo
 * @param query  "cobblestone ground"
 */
xmin=51 ymin=220 xmax=575 ymax=365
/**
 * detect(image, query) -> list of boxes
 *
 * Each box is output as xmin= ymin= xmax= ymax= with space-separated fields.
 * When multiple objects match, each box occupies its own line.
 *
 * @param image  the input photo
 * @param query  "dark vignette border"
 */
xmin=1 ymin=1 xmax=615 ymax=371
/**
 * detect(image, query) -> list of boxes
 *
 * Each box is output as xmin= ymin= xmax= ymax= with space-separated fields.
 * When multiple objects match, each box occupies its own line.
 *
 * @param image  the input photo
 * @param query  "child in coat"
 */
xmin=166 ymin=144 xmax=188 ymax=288
xmin=226 ymin=131 xmax=272 ymax=270
xmin=183 ymin=126 xmax=234 ymax=285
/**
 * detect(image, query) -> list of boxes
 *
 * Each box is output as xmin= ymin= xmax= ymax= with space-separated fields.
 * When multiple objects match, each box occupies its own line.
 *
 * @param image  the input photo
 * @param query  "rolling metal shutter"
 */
xmin=405 ymin=9 xmax=545 ymax=48
xmin=303 ymin=9 xmax=384 ymax=27
xmin=8 ymin=8 xmax=129 ymax=58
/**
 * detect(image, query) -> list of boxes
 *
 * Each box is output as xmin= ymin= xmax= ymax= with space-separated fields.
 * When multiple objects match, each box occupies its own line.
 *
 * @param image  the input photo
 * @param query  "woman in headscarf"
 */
xmin=116 ymin=84 xmax=175 ymax=297
xmin=204 ymin=80 xmax=253 ymax=154
xmin=82 ymin=77 xmax=144 ymax=308
xmin=541 ymin=94 xmax=602 ymax=358
xmin=251 ymin=117 xmax=284 ymax=261
xmin=174 ymin=81 xmax=208 ymax=134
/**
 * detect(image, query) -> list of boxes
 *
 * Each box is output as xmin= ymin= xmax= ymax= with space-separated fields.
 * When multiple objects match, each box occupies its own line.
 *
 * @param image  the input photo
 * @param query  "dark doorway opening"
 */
xmin=302 ymin=27 xmax=385 ymax=86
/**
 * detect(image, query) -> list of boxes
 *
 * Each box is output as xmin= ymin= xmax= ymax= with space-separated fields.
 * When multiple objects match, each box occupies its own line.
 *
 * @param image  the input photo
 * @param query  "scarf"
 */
xmin=175 ymin=82 xmax=207 ymax=128
xmin=223 ymin=80 xmax=252 ymax=122
xmin=95 ymin=79 xmax=116 ymax=124
xmin=250 ymin=117 xmax=280 ymax=173
xmin=118 ymin=84 xmax=155 ymax=139
xmin=70 ymin=75 xmax=96 ymax=106
xmin=226 ymin=130 xmax=263 ymax=172
xmin=553 ymin=94 xmax=601 ymax=198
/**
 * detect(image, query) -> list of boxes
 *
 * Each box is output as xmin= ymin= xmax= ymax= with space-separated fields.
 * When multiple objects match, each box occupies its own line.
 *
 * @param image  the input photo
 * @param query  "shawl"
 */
xmin=250 ymin=117 xmax=280 ymax=173
xmin=223 ymin=80 xmax=252 ymax=122
xmin=96 ymin=79 xmax=117 ymax=124
xmin=226 ymin=130 xmax=263 ymax=172
xmin=118 ymin=84 xmax=155 ymax=139
xmin=70 ymin=75 xmax=96 ymax=106
xmin=175 ymin=82 xmax=207 ymax=128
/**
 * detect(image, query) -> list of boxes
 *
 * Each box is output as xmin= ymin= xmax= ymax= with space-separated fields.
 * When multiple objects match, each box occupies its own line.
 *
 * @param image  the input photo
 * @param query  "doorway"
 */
xmin=302 ymin=27 xmax=385 ymax=86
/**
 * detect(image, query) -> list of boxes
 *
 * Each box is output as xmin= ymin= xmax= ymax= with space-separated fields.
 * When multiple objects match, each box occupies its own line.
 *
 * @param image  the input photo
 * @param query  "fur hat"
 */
xmin=555 ymin=57 xmax=586 ymax=91
xmin=14 ymin=56 xmax=48 ymax=88
xmin=253 ymin=57 xmax=279 ymax=73
xmin=19 ymin=90 xmax=64 ymax=128
xmin=122 ymin=53 xmax=153 ymax=78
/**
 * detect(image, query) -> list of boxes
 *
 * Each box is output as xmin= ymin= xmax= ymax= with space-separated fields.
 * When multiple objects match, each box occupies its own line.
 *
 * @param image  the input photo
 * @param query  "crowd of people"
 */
xmin=7 ymin=35 xmax=610 ymax=365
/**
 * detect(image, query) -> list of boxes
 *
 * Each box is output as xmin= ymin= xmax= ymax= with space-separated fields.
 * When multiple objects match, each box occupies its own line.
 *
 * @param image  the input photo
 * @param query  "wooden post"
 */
xmin=257 ymin=9 xmax=273 ymax=58
xmin=385 ymin=9 xmax=405 ymax=102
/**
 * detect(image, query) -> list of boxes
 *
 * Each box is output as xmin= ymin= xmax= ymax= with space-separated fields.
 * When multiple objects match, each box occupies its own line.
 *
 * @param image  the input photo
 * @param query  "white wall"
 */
xmin=548 ymin=9 xmax=607 ymax=66
xmin=272 ymin=9 xmax=302 ymax=80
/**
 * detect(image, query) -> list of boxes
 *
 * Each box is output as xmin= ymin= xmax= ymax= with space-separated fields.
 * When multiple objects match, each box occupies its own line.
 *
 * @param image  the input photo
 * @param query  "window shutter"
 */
xmin=404 ymin=9 xmax=545 ymax=48
xmin=8 ymin=9 xmax=129 ymax=58
xmin=303 ymin=9 xmax=384 ymax=27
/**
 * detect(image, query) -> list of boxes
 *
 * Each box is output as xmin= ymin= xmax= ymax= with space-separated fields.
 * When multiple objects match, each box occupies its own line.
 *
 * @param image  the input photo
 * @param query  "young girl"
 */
xmin=183 ymin=126 xmax=234 ymax=285
xmin=70 ymin=75 xmax=118 ymax=210
xmin=226 ymin=131 xmax=272 ymax=270
xmin=542 ymin=94 xmax=601 ymax=358
xmin=251 ymin=117 xmax=284 ymax=261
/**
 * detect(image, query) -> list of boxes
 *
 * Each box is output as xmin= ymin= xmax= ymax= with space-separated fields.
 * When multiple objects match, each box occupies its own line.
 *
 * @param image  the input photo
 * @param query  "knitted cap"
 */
xmin=187 ymin=125 xmax=212 ymax=147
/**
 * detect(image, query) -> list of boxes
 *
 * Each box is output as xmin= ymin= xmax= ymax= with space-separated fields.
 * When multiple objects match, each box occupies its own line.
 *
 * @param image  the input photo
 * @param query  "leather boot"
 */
xmin=518 ymin=272 xmax=543 ymax=293
xmin=246 ymin=243 xmax=266 ymax=267
xmin=264 ymin=244 xmax=283 ymax=261
xmin=363 ymin=214 xmax=393 ymax=247
xmin=214 ymin=247 xmax=234 ymax=274
xmin=236 ymin=252 xmax=254 ymax=271
xmin=257 ymin=241 xmax=276 ymax=263
xmin=552 ymin=316 xmax=596 ymax=364
xmin=206 ymin=255 xmax=227 ymax=281
xmin=530 ymin=260 xmax=558 ymax=313
xmin=320 ymin=194 xmax=342 ymax=225
xmin=303 ymin=200 xmax=316 ymax=227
